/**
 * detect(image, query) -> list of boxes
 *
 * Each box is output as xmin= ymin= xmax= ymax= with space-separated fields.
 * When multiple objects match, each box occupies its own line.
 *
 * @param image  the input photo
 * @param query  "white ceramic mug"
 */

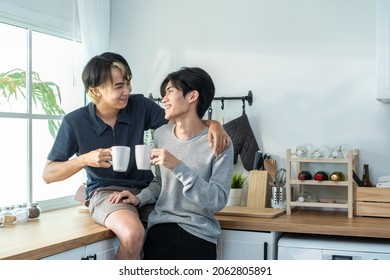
xmin=109 ymin=146 xmax=131 ymax=172
xmin=135 ymin=144 xmax=152 ymax=170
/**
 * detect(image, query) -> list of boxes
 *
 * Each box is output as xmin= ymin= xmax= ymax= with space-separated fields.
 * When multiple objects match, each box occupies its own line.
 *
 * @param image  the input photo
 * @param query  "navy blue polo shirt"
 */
xmin=47 ymin=94 xmax=166 ymax=198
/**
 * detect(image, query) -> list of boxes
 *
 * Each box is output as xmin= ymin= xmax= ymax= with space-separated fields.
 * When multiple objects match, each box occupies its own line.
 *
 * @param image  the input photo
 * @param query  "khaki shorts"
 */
xmin=88 ymin=186 xmax=154 ymax=226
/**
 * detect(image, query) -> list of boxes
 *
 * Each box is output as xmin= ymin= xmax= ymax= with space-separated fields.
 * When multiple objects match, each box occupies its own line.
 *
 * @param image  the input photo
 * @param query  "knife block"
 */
xmin=247 ymin=170 xmax=271 ymax=208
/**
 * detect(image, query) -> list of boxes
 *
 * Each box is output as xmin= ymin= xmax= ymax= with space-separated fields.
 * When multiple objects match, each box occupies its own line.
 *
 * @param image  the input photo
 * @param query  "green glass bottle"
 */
xmin=330 ymin=171 xmax=346 ymax=181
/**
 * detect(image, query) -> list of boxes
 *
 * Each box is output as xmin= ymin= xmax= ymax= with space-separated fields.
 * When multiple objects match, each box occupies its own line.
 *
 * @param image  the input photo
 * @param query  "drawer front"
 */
xmin=355 ymin=201 xmax=390 ymax=217
xmin=355 ymin=187 xmax=390 ymax=203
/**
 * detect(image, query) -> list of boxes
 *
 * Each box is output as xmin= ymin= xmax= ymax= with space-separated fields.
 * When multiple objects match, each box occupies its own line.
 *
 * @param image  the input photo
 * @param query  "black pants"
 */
xmin=143 ymin=223 xmax=216 ymax=260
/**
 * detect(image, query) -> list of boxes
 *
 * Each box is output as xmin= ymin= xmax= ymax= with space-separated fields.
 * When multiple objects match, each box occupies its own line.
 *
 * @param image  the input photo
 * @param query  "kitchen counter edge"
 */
xmin=2 ymin=206 xmax=390 ymax=259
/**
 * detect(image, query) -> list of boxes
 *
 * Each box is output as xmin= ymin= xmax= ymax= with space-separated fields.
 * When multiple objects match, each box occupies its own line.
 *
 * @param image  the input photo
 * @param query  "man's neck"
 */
xmin=174 ymin=118 xmax=206 ymax=140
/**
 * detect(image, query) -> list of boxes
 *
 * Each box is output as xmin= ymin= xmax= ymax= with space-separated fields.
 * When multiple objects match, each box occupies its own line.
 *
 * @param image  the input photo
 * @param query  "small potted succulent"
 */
xmin=227 ymin=173 xmax=246 ymax=206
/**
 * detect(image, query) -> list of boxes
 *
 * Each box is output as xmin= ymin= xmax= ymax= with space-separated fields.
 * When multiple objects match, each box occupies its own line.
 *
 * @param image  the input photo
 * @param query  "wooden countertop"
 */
xmin=2 ymin=206 xmax=390 ymax=259
xmin=216 ymin=209 xmax=390 ymax=239
xmin=0 ymin=207 xmax=115 ymax=260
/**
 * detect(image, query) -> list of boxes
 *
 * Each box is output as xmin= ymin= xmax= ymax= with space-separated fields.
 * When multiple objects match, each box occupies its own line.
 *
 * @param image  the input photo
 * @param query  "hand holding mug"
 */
xmin=150 ymin=148 xmax=180 ymax=171
xmin=81 ymin=148 xmax=112 ymax=168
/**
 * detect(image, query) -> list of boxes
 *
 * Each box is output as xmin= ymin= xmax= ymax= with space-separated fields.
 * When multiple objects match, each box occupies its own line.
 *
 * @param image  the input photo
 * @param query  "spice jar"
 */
xmin=27 ymin=202 xmax=41 ymax=220
xmin=15 ymin=203 xmax=29 ymax=222
xmin=1 ymin=205 xmax=17 ymax=225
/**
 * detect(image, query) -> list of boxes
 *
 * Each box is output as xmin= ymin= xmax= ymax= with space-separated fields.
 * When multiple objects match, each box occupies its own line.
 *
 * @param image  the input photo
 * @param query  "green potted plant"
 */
xmin=227 ymin=172 xmax=246 ymax=206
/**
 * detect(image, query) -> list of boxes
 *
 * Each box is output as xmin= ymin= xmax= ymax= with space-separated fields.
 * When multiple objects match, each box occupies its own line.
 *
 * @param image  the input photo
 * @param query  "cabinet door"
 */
xmin=40 ymin=237 xmax=119 ymax=260
xmin=41 ymin=247 xmax=85 ymax=260
xmin=85 ymin=237 xmax=119 ymax=260
xmin=217 ymin=230 xmax=278 ymax=260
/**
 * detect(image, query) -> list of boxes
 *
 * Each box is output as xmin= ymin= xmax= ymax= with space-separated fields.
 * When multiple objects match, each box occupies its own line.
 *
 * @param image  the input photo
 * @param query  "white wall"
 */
xmin=110 ymin=0 xmax=390 ymax=183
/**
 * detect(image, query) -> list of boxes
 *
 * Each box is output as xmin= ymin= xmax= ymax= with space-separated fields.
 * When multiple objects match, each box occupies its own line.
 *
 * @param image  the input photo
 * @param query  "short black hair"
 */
xmin=82 ymin=52 xmax=132 ymax=93
xmin=160 ymin=67 xmax=215 ymax=118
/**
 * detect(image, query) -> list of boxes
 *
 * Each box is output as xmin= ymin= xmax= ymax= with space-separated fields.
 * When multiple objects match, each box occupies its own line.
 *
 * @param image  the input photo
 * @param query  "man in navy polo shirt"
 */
xmin=42 ymin=52 xmax=228 ymax=260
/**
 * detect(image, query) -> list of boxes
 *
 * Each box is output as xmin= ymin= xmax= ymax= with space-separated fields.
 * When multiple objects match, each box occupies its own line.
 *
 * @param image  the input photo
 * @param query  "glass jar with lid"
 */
xmin=1 ymin=205 xmax=17 ymax=225
xmin=27 ymin=202 xmax=41 ymax=220
xmin=15 ymin=203 xmax=29 ymax=222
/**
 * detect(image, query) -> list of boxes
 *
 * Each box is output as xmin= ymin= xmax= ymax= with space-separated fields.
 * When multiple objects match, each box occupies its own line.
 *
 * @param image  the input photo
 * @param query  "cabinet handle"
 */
xmin=263 ymin=242 xmax=268 ymax=260
xmin=81 ymin=254 xmax=97 ymax=260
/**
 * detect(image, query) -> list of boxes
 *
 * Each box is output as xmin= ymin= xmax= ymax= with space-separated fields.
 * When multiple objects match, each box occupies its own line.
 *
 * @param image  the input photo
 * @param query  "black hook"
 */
xmin=242 ymin=98 xmax=246 ymax=115
xmin=208 ymin=106 xmax=213 ymax=120
xmin=149 ymin=93 xmax=161 ymax=104
xmin=221 ymin=97 xmax=224 ymax=110
xmin=247 ymin=90 xmax=253 ymax=106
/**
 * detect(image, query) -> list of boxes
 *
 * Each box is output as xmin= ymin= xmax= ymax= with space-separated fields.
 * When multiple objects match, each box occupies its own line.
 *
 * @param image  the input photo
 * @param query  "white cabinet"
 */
xmin=41 ymin=237 xmax=119 ymax=260
xmin=217 ymin=229 xmax=282 ymax=260
xmin=85 ymin=236 xmax=119 ymax=260
xmin=278 ymin=233 xmax=390 ymax=260
xmin=40 ymin=246 xmax=86 ymax=260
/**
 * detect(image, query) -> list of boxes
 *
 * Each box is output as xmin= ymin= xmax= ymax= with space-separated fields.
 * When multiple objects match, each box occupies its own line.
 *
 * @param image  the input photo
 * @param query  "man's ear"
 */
xmin=188 ymin=90 xmax=199 ymax=103
xmin=90 ymin=87 xmax=101 ymax=98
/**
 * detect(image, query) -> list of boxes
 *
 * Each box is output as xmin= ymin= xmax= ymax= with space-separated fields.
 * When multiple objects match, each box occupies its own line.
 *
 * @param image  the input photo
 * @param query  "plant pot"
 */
xmin=226 ymin=188 xmax=243 ymax=206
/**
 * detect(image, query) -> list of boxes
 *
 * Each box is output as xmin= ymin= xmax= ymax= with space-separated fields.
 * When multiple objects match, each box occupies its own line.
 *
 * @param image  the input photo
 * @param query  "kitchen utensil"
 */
xmin=275 ymin=168 xmax=286 ymax=187
xmin=252 ymin=150 xmax=264 ymax=170
xmin=271 ymin=186 xmax=286 ymax=209
xmin=263 ymin=152 xmax=271 ymax=160
xmin=263 ymin=159 xmax=277 ymax=182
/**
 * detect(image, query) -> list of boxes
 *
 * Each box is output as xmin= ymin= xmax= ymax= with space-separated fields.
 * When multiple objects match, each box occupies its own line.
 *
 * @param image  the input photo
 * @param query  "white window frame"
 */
xmin=0 ymin=0 xmax=85 ymax=211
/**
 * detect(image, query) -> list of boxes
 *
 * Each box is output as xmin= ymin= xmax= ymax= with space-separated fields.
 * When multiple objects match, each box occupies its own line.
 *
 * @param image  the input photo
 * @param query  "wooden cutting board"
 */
xmin=246 ymin=170 xmax=270 ymax=208
xmin=216 ymin=206 xmax=285 ymax=218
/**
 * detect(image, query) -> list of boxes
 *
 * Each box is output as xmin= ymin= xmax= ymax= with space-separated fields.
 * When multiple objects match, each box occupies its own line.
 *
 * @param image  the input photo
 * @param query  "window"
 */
xmin=0 ymin=22 xmax=86 ymax=209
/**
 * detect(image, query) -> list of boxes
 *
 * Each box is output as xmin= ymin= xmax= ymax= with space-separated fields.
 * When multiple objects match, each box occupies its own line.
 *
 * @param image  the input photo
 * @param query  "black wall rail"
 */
xmin=148 ymin=90 xmax=253 ymax=118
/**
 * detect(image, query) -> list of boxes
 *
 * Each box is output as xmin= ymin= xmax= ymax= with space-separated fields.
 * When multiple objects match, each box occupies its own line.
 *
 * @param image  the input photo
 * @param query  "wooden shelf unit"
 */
xmin=286 ymin=148 xmax=359 ymax=218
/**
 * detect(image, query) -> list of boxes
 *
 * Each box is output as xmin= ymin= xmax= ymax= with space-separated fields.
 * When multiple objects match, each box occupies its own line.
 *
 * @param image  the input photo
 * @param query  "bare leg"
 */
xmin=104 ymin=209 xmax=145 ymax=260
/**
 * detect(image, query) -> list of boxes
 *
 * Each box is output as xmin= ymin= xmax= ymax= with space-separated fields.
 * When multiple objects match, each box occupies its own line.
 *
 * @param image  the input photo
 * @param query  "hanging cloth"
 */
xmin=223 ymin=114 xmax=260 ymax=171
